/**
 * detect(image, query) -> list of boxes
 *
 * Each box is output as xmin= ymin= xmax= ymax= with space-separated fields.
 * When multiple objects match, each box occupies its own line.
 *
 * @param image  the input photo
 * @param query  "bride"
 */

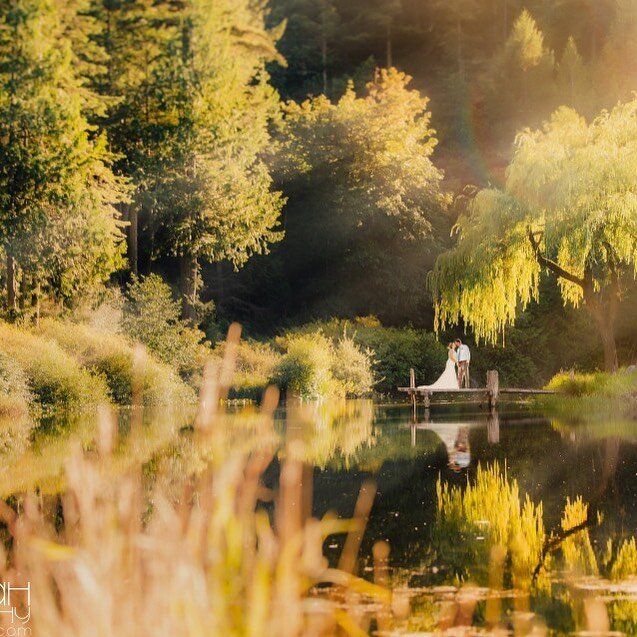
xmin=417 ymin=343 xmax=459 ymax=390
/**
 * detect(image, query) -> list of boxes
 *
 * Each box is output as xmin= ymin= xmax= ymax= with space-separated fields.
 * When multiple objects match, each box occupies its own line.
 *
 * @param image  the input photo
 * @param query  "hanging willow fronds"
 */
xmin=430 ymin=100 xmax=637 ymax=344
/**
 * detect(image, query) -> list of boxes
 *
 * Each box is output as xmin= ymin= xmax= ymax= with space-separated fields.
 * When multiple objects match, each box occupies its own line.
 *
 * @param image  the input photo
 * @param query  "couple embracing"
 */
xmin=418 ymin=339 xmax=471 ymax=390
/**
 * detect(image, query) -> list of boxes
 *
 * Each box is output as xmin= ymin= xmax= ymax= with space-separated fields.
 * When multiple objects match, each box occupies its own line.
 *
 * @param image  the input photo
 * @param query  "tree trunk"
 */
xmin=386 ymin=22 xmax=392 ymax=68
xmin=19 ymin=274 xmax=27 ymax=310
xmin=6 ymin=253 xmax=16 ymax=312
xmin=526 ymin=232 xmax=621 ymax=373
xmin=179 ymin=254 xmax=198 ymax=324
xmin=321 ymin=34 xmax=328 ymax=95
xmin=585 ymin=296 xmax=619 ymax=372
xmin=597 ymin=316 xmax=618 ymax=373
xmin=128 ymin=205 xmax=138 ymax=276
xmin=32 ymin=281 xmax=40 ymax=326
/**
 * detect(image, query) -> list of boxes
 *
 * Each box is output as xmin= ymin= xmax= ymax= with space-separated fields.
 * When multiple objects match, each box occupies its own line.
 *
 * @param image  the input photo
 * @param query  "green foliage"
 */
xmin=263 ymin=69 xmax=449 ymax=325
xmin=271 ymin=333 xmax=337 ymax=399
xmin=546 ymin=370 xmax=637 ymax=398
xmin=268 ymin=0 xmax=339 ymax=98
xmin=0 ymin=351 xmax=31 ymax=417
xmin=285 ymin=399 xmax=375 ymax=469
xmin=546 ymin=372 xmax=597 ymax=397
xmin=434 ymin=462 xmax=547 ymax=591
xmin=277 ymin=68 xmax=446 ymax=239
xmin=288 ymin=318 xmax=447 ymax=394
xmin=607 ymin=600 xmax=637 ymax=637
xmin=507 ymin=9 xmax=545 ymax=71
xmin=0 ymin=321 xmax=109 ymax=410
xmin=216 ymin=339 xmax=280 ymax=401
xmin=0 ymin=0 xmax=126 ymax=307
xmin=271 ymin=332 xmax=373 ymax=399
xmin=559 ymin=496 xmax=598 ymax=576
xmin=122 ymin=275 xmax=208 ymax=383
xmin=109 ymin=0 xmax=285 ymax=316
xmin=557 ymin=37 xmax=590 ymax=112
xmin=331 ymin=335 xmax=375 ymax=397
xmin=610 ymin=537 xmax=637 ymax=581
xmin=431 ymin=99 xmax=637 ymax=369
xmin=596 ymin=0 xmax=637 ymax=104
xmin=37 ymin=319 xmax=194 ymax=407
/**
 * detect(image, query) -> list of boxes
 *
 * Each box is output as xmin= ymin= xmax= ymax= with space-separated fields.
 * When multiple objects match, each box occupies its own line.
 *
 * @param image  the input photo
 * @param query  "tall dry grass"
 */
xmin=0 ymin=324 xmax=390 ymax=637
xmin=0 ymin=324 xmax=624 ymax=636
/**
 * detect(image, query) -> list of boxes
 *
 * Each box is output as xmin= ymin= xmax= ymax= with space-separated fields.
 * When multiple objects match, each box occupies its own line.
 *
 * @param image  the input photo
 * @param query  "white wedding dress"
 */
xmin=417 ymin=350 xmax=459 ymax=390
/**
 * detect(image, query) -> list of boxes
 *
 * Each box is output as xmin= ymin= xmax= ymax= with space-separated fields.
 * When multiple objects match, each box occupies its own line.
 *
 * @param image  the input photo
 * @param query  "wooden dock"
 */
xmin=398 ymin=369 xmax=556 ymax=414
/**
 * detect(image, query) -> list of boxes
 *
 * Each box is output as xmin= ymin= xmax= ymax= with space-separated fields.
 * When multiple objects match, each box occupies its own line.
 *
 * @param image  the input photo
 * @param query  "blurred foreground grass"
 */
xmin=0 ymin=327 xmax=634 ymax=635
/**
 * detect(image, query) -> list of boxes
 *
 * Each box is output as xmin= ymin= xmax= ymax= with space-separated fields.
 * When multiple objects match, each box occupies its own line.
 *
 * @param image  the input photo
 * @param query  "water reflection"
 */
xmin=0 ymin=406 xmax=195 ymax=498
xmin=3 ymin=399 xmax=637 ymax=634
xmin=288 ymin=403 xmax=637 ymax=635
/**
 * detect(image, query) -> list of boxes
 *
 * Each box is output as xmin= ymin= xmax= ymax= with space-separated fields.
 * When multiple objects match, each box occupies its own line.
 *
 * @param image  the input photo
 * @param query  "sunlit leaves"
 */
xmin=507 ymin=9 xmax=545 ymax=71
xmin=435 ymin=462 xmax=548 ymax=591
xmin=431 ymin=99 xmax=637 ymax=344
xmin=276 ymin=68 xmax=447 ymax=241
xmin=0 ymin=0 xmax=127 ymax=302
xmin=141 ymin=0 xmax=285 ymax=270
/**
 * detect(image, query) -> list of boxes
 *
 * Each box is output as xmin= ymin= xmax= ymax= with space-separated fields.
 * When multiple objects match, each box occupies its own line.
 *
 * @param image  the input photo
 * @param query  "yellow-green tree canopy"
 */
xmin=430 ymin=100 xmax=637 ymax=370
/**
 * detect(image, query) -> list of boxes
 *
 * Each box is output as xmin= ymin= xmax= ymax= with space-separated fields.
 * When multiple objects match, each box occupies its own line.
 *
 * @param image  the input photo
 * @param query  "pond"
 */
xmin=5 ymin=399 xmax=637 ymax=635
xmin=268 ymin=400 xmax=637 ymax=635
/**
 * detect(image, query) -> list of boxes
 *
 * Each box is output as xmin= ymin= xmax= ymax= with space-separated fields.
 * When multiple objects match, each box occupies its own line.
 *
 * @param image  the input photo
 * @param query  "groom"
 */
xmin=454 ymin=339 xmax=471 ymax=388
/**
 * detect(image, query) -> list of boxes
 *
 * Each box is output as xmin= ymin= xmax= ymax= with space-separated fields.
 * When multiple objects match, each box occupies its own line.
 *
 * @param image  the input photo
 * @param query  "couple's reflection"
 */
xmin=409 ymin=421 xmax=472 ymax=471
xmin=409 ymin=411 xmax=501 ymax=471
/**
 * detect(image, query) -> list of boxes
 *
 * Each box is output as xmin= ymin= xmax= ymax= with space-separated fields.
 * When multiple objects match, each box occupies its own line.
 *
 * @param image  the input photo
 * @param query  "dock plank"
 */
xmin=398 ymin=369 xmax=558 ymax=410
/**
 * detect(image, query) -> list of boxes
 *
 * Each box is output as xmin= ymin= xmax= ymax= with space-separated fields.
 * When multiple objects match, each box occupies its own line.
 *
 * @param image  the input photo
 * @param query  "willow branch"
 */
xmin=531 ymin=514 xmax=596 ymax=583
xmin=527 ymin=228 xmax=584 ymax=287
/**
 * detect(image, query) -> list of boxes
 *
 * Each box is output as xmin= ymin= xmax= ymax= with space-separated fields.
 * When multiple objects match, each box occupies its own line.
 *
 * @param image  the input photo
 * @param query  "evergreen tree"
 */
xmin=430 ymin=0 xmax=485 ymax=77
xmin=480 ymin=10 xmax=556 ymax=149
xmin=0 ymin=0 xmax=126 ymax=313
xmin=338 ymin=0 xmax=402 ymax=69
xmin=556 ymin=36 xmax=591 ymax=113
xmin=595 ymin=0 xmax=637 ymax=104
xmin=139 ymin=0 xmax=285 ymax=321
xmin=269 ymin=0 xmax=338 ymax=98
xmin=89 ymin=0 xmax=171 ymax=274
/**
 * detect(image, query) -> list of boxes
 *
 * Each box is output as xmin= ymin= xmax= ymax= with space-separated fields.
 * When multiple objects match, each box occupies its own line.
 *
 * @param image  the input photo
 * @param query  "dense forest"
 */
xmin=2 ymin=0 xmax=637 ymax=377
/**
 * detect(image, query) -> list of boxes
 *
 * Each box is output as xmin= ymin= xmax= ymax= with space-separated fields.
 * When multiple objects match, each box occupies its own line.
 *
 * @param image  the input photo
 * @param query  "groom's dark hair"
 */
xmin=454 ymin=338 xmax=462 ymax=345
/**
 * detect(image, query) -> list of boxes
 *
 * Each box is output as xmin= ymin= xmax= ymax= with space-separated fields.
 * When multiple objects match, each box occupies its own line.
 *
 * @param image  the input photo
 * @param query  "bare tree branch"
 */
xmin=527 ymin=228 xmax=585 ymax=287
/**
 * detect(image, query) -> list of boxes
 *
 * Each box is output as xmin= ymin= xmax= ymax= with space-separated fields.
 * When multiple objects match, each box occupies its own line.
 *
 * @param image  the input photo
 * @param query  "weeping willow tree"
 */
xmin=430 ymin=101 xmax=637 ymax=371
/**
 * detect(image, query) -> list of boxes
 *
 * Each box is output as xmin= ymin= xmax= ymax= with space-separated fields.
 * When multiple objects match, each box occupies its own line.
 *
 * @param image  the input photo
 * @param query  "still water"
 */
xmin=6 ymin=399 xmax=637 ymax=634
xmin=270 ymin=400 xmax=637 ymax=635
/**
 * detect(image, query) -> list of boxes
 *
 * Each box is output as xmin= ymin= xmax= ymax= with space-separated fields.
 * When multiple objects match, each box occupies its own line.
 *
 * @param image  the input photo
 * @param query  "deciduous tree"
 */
xmin=430 ymin=101 xmax=637 ymax=371
xmin=129 ymin=0 xmax=285 ymax=321
xmin=272 ymin=68 xmax=449 ymax=323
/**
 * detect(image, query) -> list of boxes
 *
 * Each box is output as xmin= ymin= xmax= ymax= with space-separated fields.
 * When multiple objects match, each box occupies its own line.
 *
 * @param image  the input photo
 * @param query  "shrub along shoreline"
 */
xmin=0 ymin=320 xmax=195 ymax=417
xmin=218 ymin=317 xmax=448 ymax=401
xmin=541 ymin=369 xmax=637 ymax=420
xmin=5 ymin=270 xmax=633 ymax=417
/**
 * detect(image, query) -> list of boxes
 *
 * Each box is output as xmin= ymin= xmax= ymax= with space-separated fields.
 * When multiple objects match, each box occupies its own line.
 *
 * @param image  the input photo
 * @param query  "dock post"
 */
xmin=486 ymin=370 xmax=499 ymax=410
xmin=409 ymin=368 xmax=417 ymax=420
xmin=423 ymin=391 xmax=431 ymax=409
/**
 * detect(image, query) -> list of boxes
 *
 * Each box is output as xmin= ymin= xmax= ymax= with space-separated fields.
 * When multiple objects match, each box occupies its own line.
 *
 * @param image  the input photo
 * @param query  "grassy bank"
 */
xmin=37 ymin=319 xmax=194 ymax=407
xmin=542 ymin=369 xmax=637 ymax=420
xmin=0 ymin=319 xmax=195 ymax=415
xmin=218 ymin=328 xmax=376 ymax=401
xmin=222 ymin=316 xmax=567 ymax=401
xmin=219 ymin=318 xmax=447 ymax=400
xmin=0 ymin=321 xmax=110 ymax=411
